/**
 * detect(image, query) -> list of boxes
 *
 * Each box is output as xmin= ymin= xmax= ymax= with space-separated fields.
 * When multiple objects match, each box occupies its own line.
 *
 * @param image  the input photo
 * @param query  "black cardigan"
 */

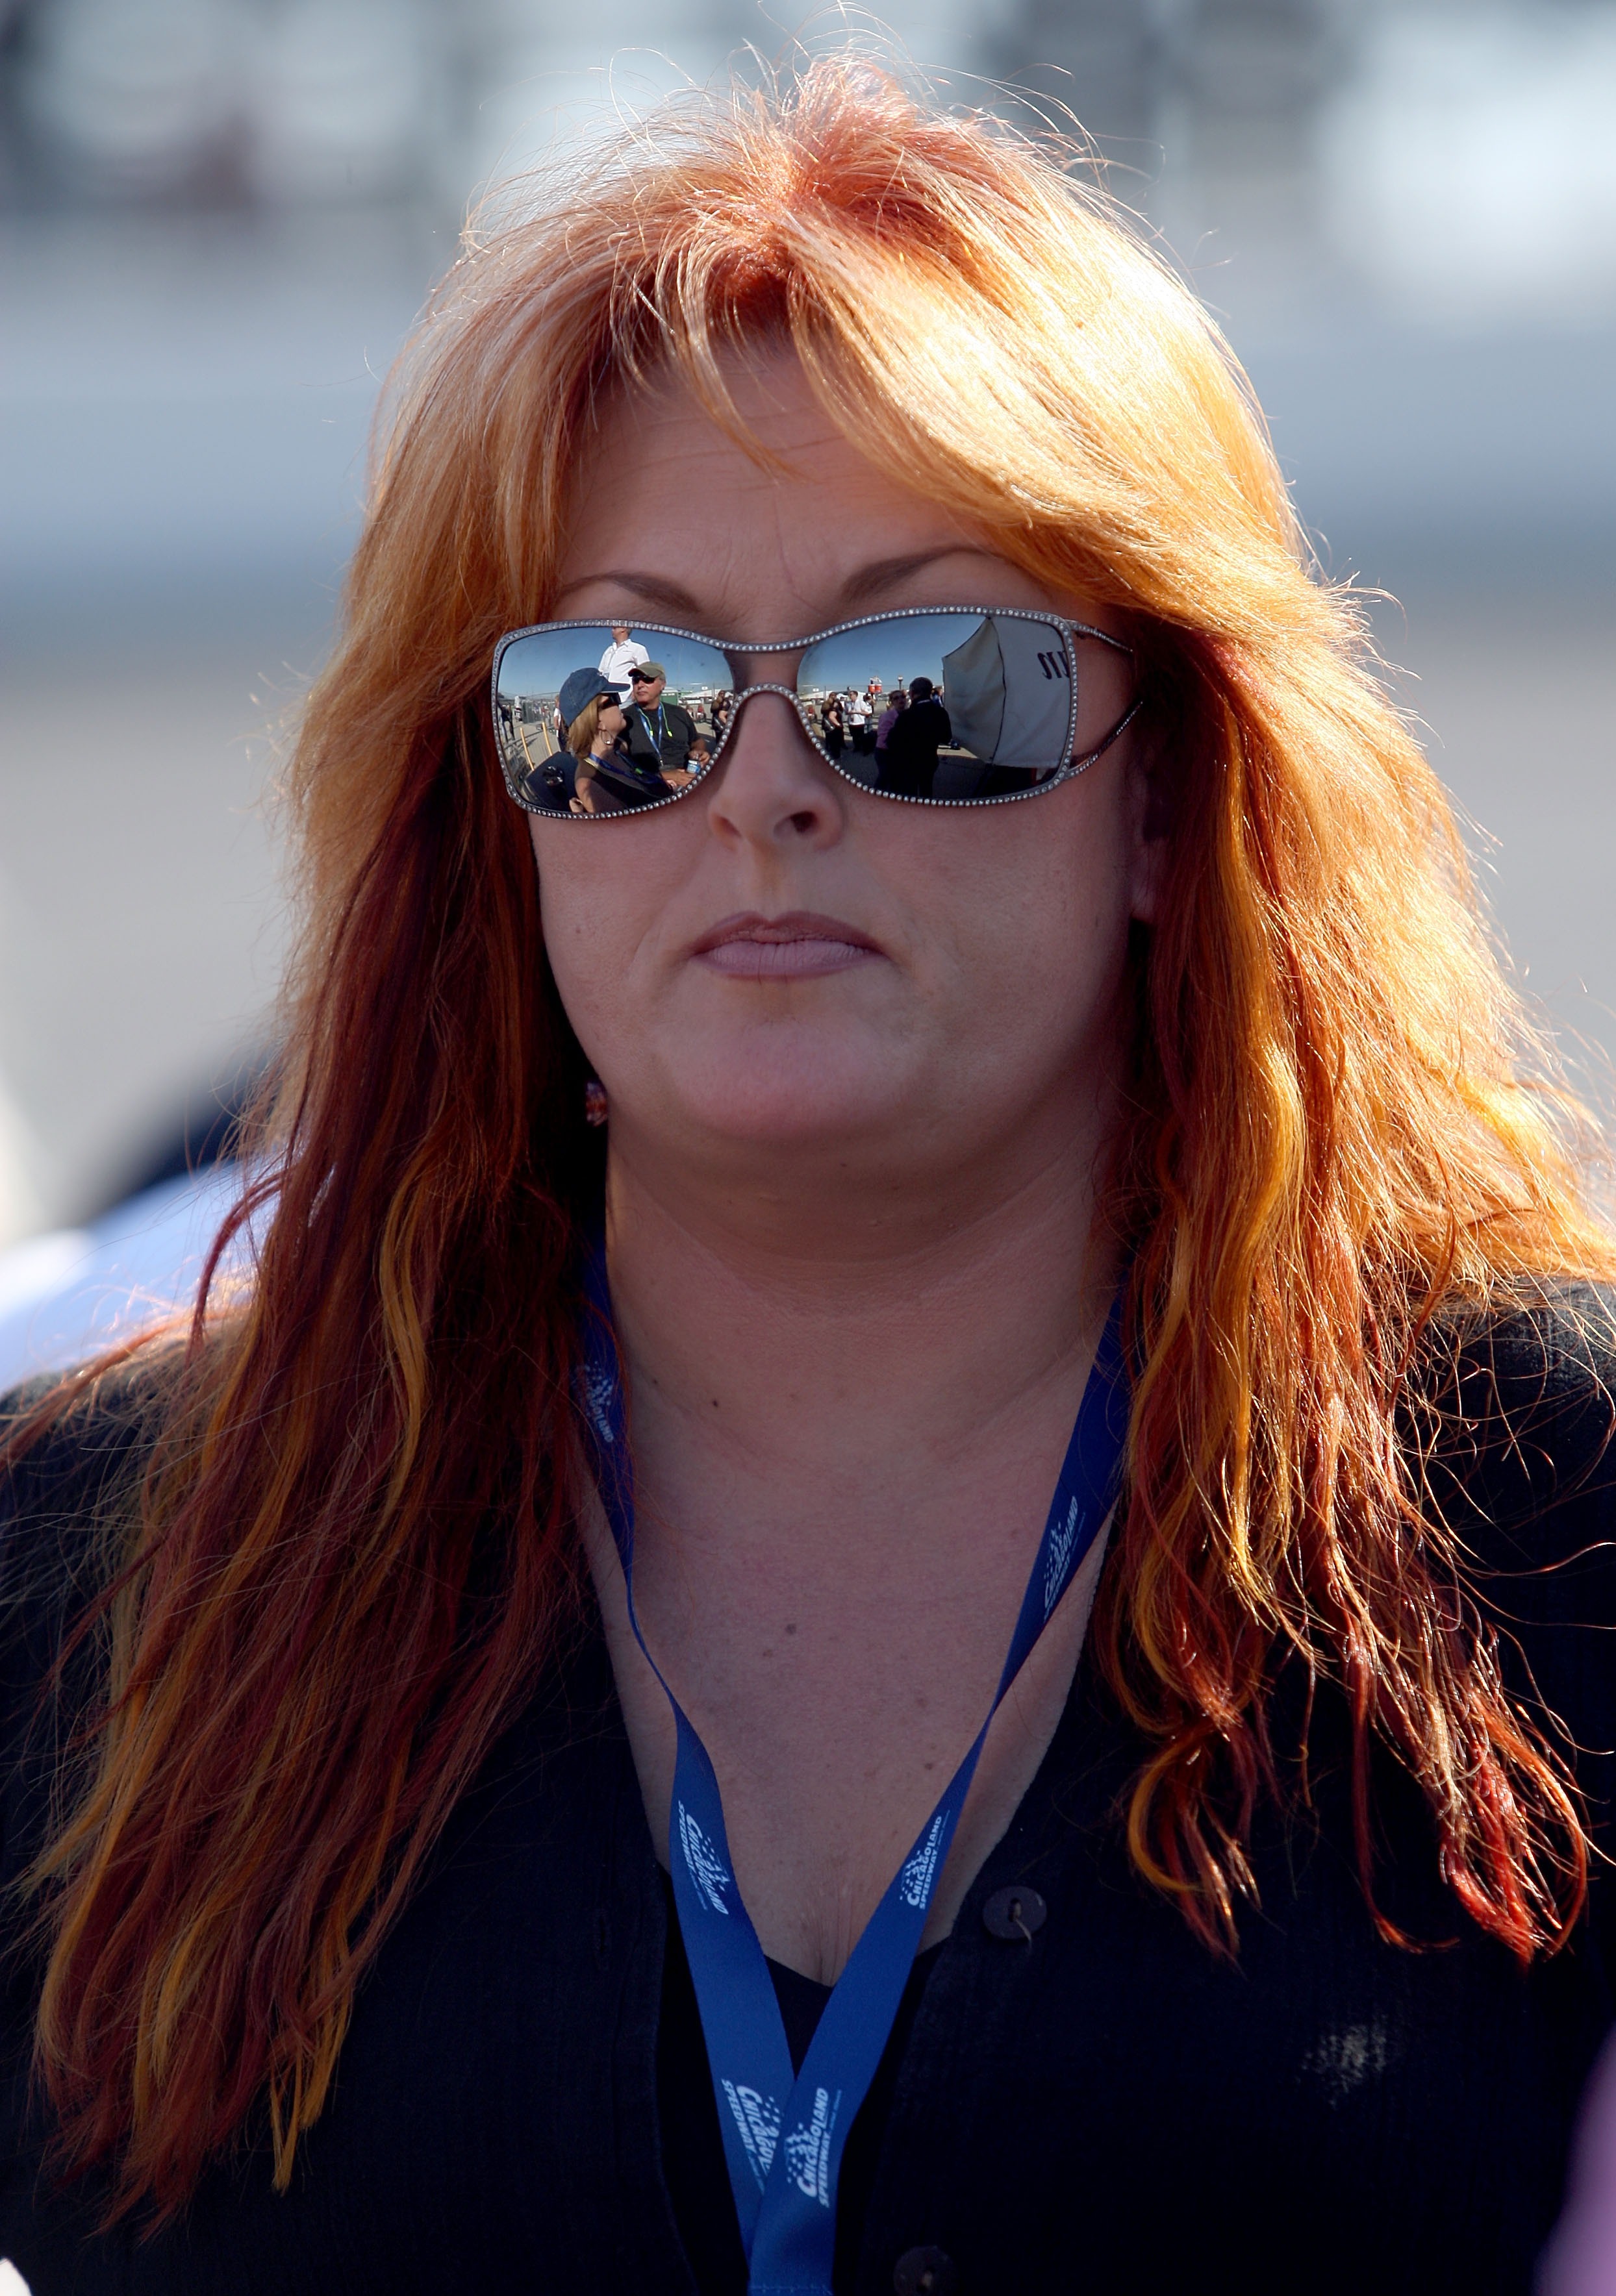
xmin=3 ymin=1290 xmax=1616 ymax=2295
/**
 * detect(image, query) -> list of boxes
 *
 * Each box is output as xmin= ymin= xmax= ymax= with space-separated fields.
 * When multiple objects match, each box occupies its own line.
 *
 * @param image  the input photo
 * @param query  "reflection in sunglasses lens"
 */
xmin=494 ymin=627 xmax=732 ymax=815
xmin=799 ymin=612 xmax=1074 ymax=801
xmin=496 ymin=612 xmax=1128 ymax=815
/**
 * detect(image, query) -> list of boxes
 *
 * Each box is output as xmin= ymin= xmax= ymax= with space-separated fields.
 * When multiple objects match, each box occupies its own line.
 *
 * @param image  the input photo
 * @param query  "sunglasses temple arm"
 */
xmin=1067 ymin=692 xmax=1146 ymax=776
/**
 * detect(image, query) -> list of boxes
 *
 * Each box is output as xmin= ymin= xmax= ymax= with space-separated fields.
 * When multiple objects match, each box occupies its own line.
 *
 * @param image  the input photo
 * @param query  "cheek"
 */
xmin=918 ymin=792 xmax=1137 ymax=1006
xmin=528 ymin=823 xmax=655 ymax=1051
xmin=527 ymin=810 xmax=718 ymax=1070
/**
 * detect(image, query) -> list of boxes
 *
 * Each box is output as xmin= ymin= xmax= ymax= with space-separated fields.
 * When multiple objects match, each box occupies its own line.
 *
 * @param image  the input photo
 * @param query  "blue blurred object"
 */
xmin=93 ymin=1051 xmax=271 ymax=1219
xmin=0 ymin=1162 xmax=256 ymax=1394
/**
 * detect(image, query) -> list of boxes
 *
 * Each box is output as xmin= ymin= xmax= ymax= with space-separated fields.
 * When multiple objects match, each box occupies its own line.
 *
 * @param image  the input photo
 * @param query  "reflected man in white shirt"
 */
xmin=597 ymin=624 xmax=650 ymax=700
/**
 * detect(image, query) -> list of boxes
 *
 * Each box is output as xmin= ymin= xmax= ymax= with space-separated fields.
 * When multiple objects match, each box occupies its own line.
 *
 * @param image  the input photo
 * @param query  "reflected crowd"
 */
xmin=490 ymin=607 xmax=1115 ymax=816
xmin=519 ymin=630 xmax=955 ymax=814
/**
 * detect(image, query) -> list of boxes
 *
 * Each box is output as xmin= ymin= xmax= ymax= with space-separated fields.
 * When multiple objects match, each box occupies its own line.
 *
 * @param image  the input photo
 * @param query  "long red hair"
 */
xmin=8 ymin=59 xmax=1613 ymax=2223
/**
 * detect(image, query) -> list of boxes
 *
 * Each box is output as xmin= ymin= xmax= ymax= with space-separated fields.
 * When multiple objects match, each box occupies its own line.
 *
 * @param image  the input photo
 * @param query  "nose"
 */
xmin=703 ymin=687 xmax=845 ymax=853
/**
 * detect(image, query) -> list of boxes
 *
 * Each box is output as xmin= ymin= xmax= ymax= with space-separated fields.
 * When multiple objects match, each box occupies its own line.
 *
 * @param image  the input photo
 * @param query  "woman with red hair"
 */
xmin=3 ymin=62 xmax=1614 ymax=2296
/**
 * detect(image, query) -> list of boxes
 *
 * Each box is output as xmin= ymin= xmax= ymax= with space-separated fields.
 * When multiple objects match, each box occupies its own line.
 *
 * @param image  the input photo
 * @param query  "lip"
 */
xmin=691 ymin=910 xmax=887 ymax=980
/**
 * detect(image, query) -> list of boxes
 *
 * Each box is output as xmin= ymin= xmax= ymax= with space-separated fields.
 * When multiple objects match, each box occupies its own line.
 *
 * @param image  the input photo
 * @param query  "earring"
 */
xmin=584 ymin=1080 xmax=609 ymax=1127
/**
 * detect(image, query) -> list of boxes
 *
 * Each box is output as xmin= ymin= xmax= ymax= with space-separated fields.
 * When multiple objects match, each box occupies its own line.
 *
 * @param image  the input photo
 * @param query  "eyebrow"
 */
xmin=553 ymin=546 xmax=1015 ymax=633
xmin=833 ymin=547 xmax=1011 ymax=610
xmin=572 ymin=573 xmax=707 ymax=618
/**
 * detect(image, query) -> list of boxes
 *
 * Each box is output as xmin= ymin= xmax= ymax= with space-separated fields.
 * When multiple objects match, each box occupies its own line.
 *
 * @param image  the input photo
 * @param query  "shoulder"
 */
xmin=1 ymin=1360 xmax=170 ymax=1551
xmin=1414 ymin=1284 xmax=1616 ymax=1762
xmin=0 ymin=1360 xmax=173 ymax=1710
xmin=1418 ymin=1280 xmax=1616 ymax=1550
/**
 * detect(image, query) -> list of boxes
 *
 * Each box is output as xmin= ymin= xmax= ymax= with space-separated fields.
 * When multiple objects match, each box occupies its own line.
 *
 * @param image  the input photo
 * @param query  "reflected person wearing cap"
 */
xmin=556 ymin=666 xmax=653 ymax=815
xmin=622 ymin=661 xmax=709 ymax=786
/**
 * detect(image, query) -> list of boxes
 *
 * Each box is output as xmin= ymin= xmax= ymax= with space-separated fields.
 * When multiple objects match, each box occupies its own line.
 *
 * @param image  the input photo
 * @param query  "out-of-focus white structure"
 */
xmin=1320 ymin=5 xmax=1616 ymax=321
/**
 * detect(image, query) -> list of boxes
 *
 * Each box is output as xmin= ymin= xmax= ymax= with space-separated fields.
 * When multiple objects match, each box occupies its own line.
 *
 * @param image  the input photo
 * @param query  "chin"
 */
xmin=657 ymin=1034 xmax=913 ymax=1152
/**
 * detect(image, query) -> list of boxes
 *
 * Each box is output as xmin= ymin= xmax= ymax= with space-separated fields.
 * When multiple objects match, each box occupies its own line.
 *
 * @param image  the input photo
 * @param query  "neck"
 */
xmin=602 ymin=1097 xmax=1120 ymax=1490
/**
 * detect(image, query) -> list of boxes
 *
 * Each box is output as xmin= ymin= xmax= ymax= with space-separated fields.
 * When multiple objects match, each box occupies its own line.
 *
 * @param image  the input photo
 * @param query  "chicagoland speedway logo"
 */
xmin=1042 ymin=1495 xmax=1080 ymax=1618
xmin=720 ymin=2082 xmax=781 ymax=2187
xmin=898 ymin=1812 xmax=946 ymax=1910
xmin=785 ymin=2086 xmax=843 ymax=2205
xmin=581 ymin=1364 xmax=618 ymax=1443
xmin=677 ymin=1802 xmax=733 ymax=1914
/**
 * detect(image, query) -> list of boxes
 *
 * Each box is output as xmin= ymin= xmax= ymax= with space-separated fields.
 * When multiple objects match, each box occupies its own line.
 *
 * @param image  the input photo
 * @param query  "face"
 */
xmin=630 ymin=672 xmax=667 ymax=707
xmin=597 ymin=697 xmax=626 ymax=740
xmin=532 ymin=347 xmax=1163 ymax=1199
xmin=611 ymin=623 xmax=631 ymax=643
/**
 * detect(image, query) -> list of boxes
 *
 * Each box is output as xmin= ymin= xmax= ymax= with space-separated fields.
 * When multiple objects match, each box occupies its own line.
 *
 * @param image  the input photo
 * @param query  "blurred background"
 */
xmin=1 ymin=0 xmax=1613 ymax=1245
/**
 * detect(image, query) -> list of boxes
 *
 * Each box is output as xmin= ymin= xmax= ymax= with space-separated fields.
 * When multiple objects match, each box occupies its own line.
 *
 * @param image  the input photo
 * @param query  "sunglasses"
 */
xmin=491 ymin=608 xmax=1141 ymax=818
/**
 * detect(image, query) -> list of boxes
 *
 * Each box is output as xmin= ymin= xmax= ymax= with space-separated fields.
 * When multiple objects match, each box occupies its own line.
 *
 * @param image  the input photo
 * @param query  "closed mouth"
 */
xmin=690 ymin=911 xmax=886 ymax=980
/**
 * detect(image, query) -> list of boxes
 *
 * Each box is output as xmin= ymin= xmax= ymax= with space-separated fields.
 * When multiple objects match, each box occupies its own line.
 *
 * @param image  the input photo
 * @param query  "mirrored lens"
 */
xmin=800 ymin=612 xmax=1124 ymax=803
xmin=494 ymin=625 xmax=733 ymax=816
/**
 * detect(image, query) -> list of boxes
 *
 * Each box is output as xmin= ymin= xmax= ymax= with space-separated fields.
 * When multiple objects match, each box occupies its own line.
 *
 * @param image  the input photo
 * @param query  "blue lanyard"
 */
xmin=578 ymin=1247 xmax=1129 ymax=2295
xmin=632 ymin=701 xmax=668 ymax=755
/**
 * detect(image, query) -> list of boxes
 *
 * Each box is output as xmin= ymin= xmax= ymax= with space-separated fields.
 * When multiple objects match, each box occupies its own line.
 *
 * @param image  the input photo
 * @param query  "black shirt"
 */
xmin=885 ymin=697 xmax=952 ymax=760
xmin=881 ymin=699 xmax=953 ymax=799
xmin=657 ymin=1869 xmax=947 ymax=2292
xmin=574 ymin=742 xmax=670 ymax=811
xmin=623 ymin=699 xmax=703 ymax=775
xmin=3 ymin=1287 xmax=1616 ymax=2293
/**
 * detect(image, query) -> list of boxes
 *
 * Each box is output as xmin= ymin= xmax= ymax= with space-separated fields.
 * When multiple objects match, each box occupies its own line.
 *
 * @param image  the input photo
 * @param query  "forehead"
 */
xmin=567 ymin=348 xmax=968 ymax=537
xmin=553 ymin=342 xmax=1130 ymax=645
xmin=585 ymin=346 xmax=857 ymax=469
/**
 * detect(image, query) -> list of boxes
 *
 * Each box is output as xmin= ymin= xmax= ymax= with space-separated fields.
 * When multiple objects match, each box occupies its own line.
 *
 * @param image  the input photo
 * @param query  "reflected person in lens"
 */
xmin=556 ymin=666 xmax=637 ymax=814
xmin=621 ymin=660 xmax=709 ymax=784
xmin=880 ymin=675 xmax=952 ymax=799
xmin=3 ymin=60 xmax=1616 ymax=2296
xmin=561 ymin=664 xmax=700 ymax=816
